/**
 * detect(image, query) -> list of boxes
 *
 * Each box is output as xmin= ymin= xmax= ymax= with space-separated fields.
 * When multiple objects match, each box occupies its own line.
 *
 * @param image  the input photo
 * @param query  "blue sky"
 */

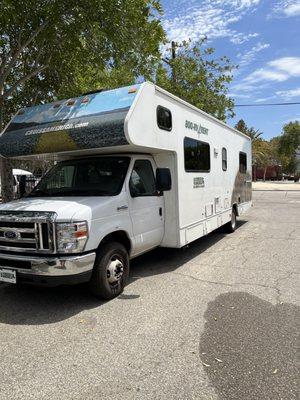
xmin=160 ymin=0 xmax=300 ymax=139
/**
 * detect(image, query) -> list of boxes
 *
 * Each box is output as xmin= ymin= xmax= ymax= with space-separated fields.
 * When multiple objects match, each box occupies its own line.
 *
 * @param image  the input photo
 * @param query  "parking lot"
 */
xmin=0 ymin=190 xmax=299 ymax=400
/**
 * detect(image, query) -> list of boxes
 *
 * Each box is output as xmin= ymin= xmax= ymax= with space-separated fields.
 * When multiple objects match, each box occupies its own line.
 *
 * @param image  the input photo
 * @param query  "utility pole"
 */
xmin=171 ymin=41 xmax=176 ymax=60
xmin=162 ymin=41 xmax=177 ymax=82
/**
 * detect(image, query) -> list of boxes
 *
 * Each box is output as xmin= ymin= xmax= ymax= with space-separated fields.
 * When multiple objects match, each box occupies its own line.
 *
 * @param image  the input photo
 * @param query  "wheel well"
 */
xmin=99 ymin=231 xmax=131 ymax=254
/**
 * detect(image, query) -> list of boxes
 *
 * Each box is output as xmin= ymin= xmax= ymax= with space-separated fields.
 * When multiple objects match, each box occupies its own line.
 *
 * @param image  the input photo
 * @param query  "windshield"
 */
xmin=28 ymin=156 xmax=130 ymax=197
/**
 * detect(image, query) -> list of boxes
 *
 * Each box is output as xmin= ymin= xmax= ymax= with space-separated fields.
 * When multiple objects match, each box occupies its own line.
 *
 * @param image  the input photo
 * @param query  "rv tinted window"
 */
xmin=184 ymin=137 xmax=210 ymax=172
xmin=129 ymin=160 xmax=157 ymax=197
xmin=222 ymin=147 xmax=227 ymax=171
xmin=157 ymin=106 xmax=172 ymax=131
xmin=239 ymin=152 xmax=247 ymax=173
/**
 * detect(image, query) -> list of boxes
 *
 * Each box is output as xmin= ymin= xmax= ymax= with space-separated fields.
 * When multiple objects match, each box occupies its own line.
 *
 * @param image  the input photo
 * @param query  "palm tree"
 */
xmin=246 ymin=127 xmax=262 ymax=142
xmin=235 ymin=119 xmax=262 ymax=142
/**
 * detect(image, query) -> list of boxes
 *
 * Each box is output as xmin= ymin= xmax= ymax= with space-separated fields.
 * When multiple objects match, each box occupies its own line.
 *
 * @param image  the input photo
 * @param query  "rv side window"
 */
xmin=222 ymin=147 xmax=227 ymax=171
xmin=157 ymin=106 xmax=172 ymax=131
xmin=239 ymin=152 xmax=247 ymax=173
xmin=184 ymin=137 xmax=210 ymax=172
xmin=129 ymin=160 xmax=157 ymax=197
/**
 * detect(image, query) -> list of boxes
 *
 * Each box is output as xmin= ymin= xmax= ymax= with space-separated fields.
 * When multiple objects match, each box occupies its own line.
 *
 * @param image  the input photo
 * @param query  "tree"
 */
xmin=278 ymin=121 xmax=300 ymax=176
xmin=235 ymin=119 xmax=264 ymax=180
xmin=253 ymin=141 xmax=274 ymax=181
xmin=0 ymin=0 xmax=165 ymax=201
xmin=235 ymin=119 xmax=262 ymax=142
xmin=156 ymin=39 xmax=236 ymax=121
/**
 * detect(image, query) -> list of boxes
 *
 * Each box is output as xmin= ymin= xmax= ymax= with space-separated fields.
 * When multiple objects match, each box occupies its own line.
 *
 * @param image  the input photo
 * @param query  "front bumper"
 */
xmin=0 ymin=252 xmax=96 ymax=286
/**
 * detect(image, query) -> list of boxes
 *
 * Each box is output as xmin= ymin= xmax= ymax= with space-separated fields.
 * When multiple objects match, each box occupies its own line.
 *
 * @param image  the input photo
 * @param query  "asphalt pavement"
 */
xmin=0 ymin=190 xmax=299 ymax=400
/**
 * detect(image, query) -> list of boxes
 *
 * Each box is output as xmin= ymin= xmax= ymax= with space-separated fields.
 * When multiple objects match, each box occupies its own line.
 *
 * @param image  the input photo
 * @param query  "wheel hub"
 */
xmin=107 ymin=258 xmax=124 ymax=285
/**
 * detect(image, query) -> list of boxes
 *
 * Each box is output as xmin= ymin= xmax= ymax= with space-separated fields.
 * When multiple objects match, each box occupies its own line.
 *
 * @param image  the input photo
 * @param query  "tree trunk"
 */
xmin=0 ymin=157 xmax=14 ymax=203
xmin=263 ymin=166 xmax=267 ymax=182
xmin=0 ymin=98 xmax=14 ymax=203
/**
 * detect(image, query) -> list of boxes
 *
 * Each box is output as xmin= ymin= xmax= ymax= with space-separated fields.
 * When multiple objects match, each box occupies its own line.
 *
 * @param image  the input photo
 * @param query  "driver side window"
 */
xmin=129 ymin=160 xmax=156 ymax=197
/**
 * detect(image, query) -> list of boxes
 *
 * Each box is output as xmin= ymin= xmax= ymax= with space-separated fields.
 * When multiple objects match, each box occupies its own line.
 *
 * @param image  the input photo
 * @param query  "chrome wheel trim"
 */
xmin=106 ymin=256 xmax=124 ymax=286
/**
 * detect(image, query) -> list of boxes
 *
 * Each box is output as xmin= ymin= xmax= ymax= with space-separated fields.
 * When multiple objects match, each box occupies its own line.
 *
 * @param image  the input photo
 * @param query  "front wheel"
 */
xmin=224 ymin=207 xmax=237 ymax=233
xmin=88 ymin=241 xmax=129 ymax=300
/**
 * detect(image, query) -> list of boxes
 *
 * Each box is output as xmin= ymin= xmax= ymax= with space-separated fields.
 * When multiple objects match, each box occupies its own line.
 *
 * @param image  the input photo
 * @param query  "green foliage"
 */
xmin=155 ymin=39 xmax=236 ymax=121
xmin=278 ymin=121 xmax=300 ymax=157
xmin=0 ymin=0 xmax=165 ymax=128
xmin=235 ymin=119 xmax=262 ymax=142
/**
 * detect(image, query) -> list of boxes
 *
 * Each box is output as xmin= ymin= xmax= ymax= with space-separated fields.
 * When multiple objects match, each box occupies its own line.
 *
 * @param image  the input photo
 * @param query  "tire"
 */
xmin=224 ymin=207 xmax=237 ymax=233
xmin=88 ymin=241 xmax=129 ymax=300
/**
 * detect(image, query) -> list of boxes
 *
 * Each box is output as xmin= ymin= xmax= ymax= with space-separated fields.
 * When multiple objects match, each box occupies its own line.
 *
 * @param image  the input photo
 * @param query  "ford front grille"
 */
xmin=0 ymin=211 xmax=57 ymax=253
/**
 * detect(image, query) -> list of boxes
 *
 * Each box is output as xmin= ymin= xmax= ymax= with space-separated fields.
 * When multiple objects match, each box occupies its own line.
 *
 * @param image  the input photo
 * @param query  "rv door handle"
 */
xmin=245 ymin=180 xmax=252 ymax=183
xmin=117 ymin=205 xmax=128 ymax=211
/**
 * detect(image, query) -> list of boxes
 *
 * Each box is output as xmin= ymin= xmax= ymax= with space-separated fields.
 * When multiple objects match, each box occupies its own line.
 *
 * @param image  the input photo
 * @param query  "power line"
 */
xmin=235 ymin=102 xmax=300 ymax=107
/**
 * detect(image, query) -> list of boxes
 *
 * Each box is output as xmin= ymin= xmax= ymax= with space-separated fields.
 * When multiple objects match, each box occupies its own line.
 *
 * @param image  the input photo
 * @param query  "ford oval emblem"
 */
xmin=4 ymin=230 xmax=21 ymax=240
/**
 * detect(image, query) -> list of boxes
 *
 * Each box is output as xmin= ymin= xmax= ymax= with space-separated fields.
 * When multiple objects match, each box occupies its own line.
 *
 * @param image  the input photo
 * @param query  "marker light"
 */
xmin=66 ymin=99 xmax=76 ymax=106
xmin=128 ymin=87 xmax=137 ymax=94
xmin=81 ymin=96 xmax=89 ymax=104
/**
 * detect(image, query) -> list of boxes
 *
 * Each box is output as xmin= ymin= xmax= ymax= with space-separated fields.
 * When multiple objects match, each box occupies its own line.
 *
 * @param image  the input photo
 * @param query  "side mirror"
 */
xmin=156 ymin=168 xmax=172 ymax=192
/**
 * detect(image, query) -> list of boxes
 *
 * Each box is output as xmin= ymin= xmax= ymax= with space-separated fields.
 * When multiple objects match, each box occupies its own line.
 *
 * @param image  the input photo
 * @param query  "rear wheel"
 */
xmin=224 ymin=207 xmax=237 ymax=233
xmin=88 ymin=241 xmax=129 ymax=300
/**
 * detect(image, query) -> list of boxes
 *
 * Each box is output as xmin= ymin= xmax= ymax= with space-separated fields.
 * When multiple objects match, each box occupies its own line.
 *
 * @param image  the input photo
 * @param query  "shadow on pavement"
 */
xmin=199 ymin=292 xmax=299 ymax=400
xmin=129 ymin=220 xmax=247 ymax=281
xmin=0 ymin=221 xmax=247 ymax=326
xmin=0 ymin=283 xmax=102 ymax=325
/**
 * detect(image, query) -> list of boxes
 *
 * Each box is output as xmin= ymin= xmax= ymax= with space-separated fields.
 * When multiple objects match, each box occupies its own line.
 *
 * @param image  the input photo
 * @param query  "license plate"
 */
xmin=0 ymin=268 xmax=17 ymax=284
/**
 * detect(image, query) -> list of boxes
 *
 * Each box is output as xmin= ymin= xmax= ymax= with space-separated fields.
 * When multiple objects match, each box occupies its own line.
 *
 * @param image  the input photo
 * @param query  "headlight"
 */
xmin=56 ymin=221 xmax=88 ymax=253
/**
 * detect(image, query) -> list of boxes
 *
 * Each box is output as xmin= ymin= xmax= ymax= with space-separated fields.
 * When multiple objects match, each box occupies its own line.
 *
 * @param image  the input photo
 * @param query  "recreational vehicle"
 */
xmin=0 ymin=83 xmax=252 ymax=299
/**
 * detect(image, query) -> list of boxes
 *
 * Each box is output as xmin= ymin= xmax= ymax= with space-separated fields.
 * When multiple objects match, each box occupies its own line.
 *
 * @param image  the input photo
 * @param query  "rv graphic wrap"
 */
xmin=0 ymin=85 xmax=140 ymax=158
xmin=231 ymin=171 xmax=252 ymax=206
xmin=0 ymin=109 xmax=129 ymax=157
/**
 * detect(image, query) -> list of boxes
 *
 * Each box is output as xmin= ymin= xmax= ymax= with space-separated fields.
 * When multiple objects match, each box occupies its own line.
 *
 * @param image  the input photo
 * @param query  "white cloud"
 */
xmin=236 ymin=57 xmax=300 ymax=90
xmin=272 ymin=1 xmax=300 ymax=17
xmin=230 ymin=32 xmax=259 ymax=44
xmin=284 ymin=3 xmax=300 ymax=16
xmin=269 ymin=57 xmax=300 ymax=75
xmin=162 ymin=0 xmax=261 ymax=43
xmin=276 ymin=88 xmax=300 ymax=98
xmin=245 ymin=69 xmax=288 ymax=83
xmin=254 ymin=96 xmax=276 ymax=102
xmin=229 ymin=93 xmax=252 ymax=99
xmin=231 ymin=56 xmax=300 ymax=95
xmin=238 ymin=42 xmax=270 ymax=67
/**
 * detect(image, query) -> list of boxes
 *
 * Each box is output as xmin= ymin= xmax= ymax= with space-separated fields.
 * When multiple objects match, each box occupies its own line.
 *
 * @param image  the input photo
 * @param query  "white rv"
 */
xmin=0 ymin=83 xmax=251 ymax=299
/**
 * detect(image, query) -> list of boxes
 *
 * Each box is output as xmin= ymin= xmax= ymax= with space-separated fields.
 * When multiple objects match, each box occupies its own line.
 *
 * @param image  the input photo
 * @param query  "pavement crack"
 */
xmin=273 ymin=270 xmax=298 ymax=303
xmin=171 ymin=271 xmax=280 ymax=295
